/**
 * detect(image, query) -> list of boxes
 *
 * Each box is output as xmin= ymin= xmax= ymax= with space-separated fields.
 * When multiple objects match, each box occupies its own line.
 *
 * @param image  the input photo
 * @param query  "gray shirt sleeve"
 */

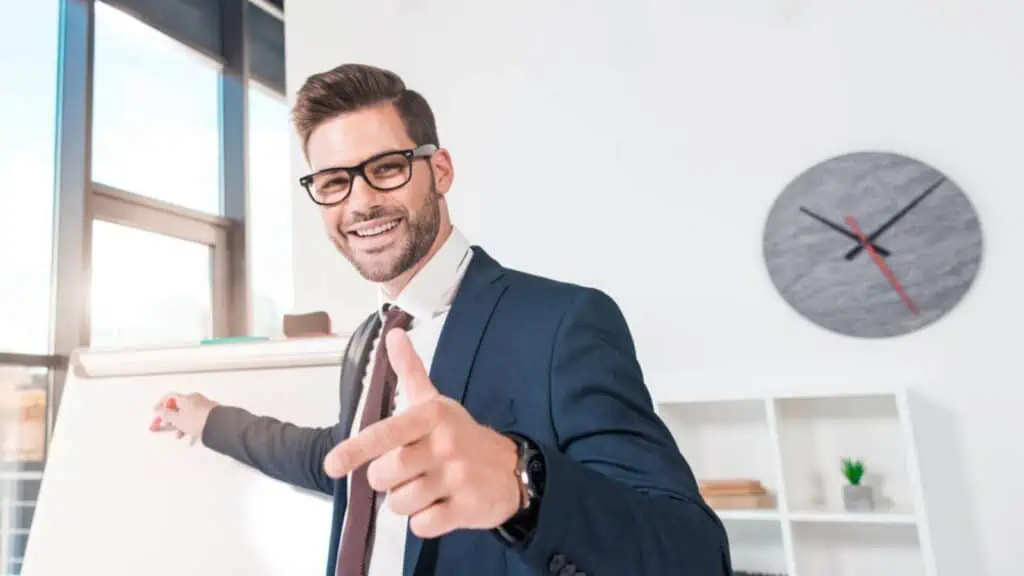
xmin=201 ymin=405 xmax=345 ymax=495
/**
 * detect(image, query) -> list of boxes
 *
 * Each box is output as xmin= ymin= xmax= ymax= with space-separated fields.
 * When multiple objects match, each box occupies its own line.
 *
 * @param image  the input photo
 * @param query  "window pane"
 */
xmin=0 ymin=0 xmax=59 ymax=355
xmin=90 ymin=221 xmax=213 ymax=349
xmin=248 ymin=82 xmax=295 ymax=337
xmin=92 ymin=2 xmax=222 ymax=214
xmin=0 ymin=365 xmax=49 ymax=572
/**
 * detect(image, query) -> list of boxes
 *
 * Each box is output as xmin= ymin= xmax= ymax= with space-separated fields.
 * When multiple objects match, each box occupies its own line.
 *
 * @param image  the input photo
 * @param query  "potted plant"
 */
xmin=841 ymin=457 xmax=873 ymax=511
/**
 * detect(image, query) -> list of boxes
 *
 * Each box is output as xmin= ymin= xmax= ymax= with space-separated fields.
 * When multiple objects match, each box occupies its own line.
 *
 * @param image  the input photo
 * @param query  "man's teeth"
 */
xmin=354 ymin=220 xmax=399 ymax=237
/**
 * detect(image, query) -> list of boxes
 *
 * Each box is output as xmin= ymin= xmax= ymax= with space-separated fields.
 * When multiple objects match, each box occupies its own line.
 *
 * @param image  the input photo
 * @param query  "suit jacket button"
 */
xmin=548 ymin=554 xmax=567 ymax=572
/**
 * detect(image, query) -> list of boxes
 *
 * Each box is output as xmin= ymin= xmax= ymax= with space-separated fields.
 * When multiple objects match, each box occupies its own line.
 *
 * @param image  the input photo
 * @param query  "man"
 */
xmin=153 ymin=63 xmax=731 ymax=576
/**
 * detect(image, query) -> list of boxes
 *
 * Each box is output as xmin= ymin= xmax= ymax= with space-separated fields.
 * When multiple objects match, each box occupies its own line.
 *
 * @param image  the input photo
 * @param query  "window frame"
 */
xmin=2 ymin=0 xmax=287 ymax=568
xmin=90 ymin=183 xmax=235 ymax=338
xmin=42 ymin=0 xmax=284 ymax=414
xmin=0 ymin=0 xmax=287 ymax=406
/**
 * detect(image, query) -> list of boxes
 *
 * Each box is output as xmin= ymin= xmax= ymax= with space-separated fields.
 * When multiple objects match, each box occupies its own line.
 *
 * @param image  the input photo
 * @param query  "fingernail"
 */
xmin=166 ymin=398 xmax=178 ymax=410
xmin=149 ymin=417 xmax=162 ymax=431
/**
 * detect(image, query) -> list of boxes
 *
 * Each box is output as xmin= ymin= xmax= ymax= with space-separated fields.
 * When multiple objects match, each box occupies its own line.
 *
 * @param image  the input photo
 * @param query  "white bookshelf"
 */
xmin=657 ymin=388 xmax=939 ymax=576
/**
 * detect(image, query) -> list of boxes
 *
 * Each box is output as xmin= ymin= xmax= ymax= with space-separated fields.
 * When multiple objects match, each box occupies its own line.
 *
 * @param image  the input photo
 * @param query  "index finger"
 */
xmin=324 ymin=402 xmax=440 ymax=479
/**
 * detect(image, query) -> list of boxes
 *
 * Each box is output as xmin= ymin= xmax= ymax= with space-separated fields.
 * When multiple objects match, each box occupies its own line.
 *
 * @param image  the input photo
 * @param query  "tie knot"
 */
xmin=382 ymin=304 xmax=412 ymax=331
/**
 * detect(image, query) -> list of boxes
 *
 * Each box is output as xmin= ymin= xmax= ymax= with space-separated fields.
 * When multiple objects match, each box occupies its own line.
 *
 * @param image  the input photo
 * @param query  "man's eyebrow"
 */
xmin=311 ymin=149 xmax=395 ymax=172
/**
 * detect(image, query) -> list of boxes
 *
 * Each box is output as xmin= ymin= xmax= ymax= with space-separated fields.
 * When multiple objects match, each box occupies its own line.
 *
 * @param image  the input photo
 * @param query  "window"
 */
xmin=0 ymin=0 xmax=60 ymax=355
xmin=91 ymin=2 xmax=222 ymax=215
xmin=90 ymin=221 xmax=214 ymax=349
xmin=248 ymin=82 xmax=295 ymax=337
xmin=0 ymin=2 xmax=287 ymax=573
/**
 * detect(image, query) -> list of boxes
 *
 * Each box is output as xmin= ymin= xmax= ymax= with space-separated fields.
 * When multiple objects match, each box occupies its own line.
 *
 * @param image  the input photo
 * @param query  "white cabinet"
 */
xmin=657 ymin=389 xmax=940 ymax=576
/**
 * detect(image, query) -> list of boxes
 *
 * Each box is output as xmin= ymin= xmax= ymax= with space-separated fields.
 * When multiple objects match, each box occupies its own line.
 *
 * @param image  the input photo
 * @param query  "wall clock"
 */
xmin=762 ymin=151 xmax=983 ymax=338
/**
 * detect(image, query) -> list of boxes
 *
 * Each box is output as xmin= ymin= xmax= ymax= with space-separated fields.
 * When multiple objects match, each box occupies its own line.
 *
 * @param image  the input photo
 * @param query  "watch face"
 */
xmin=762 ymin=151 xmax=983 ymax=338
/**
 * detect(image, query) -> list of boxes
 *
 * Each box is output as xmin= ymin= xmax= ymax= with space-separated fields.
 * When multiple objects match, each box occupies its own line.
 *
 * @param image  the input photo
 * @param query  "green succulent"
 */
xmin=841 ymin=457 xmax=865 ymax=485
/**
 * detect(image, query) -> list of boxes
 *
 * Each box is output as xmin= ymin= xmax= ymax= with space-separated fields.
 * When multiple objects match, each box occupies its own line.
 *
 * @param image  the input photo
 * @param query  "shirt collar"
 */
xmin=377 ymin=227 xmax=473 ymax=323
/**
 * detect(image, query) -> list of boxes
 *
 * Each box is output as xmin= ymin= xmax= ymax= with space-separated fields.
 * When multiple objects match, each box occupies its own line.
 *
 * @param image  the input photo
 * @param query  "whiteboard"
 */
xmin=21 ymin=336 xmax=353 ymax=576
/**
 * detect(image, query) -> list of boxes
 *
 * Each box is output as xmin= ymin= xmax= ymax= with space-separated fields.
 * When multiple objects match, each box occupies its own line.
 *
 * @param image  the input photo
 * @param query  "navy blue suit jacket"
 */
xmin=203 ymin=246 xmax=732 ymax=575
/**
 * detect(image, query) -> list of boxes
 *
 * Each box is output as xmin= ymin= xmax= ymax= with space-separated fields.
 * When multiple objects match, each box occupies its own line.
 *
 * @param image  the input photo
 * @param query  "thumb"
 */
xmin=386 ymin=328 xmax=437 ymax=405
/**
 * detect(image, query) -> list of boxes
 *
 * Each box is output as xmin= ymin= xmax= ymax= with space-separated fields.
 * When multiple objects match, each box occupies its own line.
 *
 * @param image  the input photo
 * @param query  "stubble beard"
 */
xmin=341 ymin=182 xmax=442 ymax=283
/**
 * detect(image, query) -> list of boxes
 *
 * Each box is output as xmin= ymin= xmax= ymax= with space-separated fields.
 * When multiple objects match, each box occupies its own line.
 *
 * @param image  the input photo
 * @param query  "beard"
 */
xmin=336 ymin=180 xmax=442 ymax=283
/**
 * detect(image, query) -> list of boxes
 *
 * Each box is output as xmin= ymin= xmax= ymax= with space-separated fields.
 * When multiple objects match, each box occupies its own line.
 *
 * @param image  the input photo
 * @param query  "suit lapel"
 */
xmin=403 ymin=246 xmax=508 ymax=576
xmin=326 ymin=311 xmax=382 ymax=576
xmin=339 ymin=311 xmax=382 ymax=436
xmin=429 ymin=246 xmax=507 ymax=403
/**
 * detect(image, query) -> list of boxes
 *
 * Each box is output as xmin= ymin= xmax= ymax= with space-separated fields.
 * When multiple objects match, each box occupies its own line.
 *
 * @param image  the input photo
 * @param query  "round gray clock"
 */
xmin=762 ymin=151 xmax=983 ymax=338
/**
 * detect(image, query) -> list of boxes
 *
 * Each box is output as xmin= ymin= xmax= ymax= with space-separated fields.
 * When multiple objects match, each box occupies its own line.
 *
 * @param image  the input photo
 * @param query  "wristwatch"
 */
xmin=495 ymin=433 xmax=545 ymax=547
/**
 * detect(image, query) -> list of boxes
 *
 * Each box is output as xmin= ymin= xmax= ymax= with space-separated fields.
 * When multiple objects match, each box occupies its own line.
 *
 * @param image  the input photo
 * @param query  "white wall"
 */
xmin=285 ymin=2 xmax=1023 ymax=573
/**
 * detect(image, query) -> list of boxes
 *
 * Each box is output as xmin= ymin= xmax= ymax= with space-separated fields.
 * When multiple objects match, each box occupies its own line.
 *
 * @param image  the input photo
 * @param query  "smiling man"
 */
xmin=152 ymin=63 xmax=731 ymax=576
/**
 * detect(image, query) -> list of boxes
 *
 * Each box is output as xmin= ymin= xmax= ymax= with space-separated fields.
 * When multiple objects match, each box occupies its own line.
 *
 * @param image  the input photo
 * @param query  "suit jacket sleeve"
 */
xmin=513 ymin=288 xmax=732 ymax=574
xmin=201 ymin=406 xmax=345 ymax=496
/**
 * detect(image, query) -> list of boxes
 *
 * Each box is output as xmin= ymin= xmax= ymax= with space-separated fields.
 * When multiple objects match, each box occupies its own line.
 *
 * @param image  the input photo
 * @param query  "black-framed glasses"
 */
xmin=299 ymin=144 xmax=438 ymax=206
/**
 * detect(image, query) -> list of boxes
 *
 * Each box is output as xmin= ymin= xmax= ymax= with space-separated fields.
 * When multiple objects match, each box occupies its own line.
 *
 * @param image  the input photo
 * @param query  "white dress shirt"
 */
xmin=340 ymin=227 xmax=474 ymax=576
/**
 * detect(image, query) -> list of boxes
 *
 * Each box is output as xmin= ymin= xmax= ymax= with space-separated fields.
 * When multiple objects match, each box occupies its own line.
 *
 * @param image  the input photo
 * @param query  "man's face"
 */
xmin=305 ymin=103 xmax=452 ymax=283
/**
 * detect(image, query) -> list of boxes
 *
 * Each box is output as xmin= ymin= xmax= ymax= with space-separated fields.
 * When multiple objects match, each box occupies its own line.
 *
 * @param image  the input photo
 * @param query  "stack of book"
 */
xmin=699 ymin=478 xmax=774 ymax=510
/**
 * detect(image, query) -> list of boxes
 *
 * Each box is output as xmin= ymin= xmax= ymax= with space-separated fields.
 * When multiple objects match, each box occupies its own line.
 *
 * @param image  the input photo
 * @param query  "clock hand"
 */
xmin=798 ymin=207 xmax=892 ymax=257
xmin=846 ymin=215 xmax=919 ymax=316
xmin=844 ymin=176 xmax=946 ymax=260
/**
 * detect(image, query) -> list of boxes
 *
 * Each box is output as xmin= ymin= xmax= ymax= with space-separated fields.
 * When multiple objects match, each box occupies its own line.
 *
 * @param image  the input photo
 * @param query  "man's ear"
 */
xmin=431 ymin=148 xmax=455 ymax=196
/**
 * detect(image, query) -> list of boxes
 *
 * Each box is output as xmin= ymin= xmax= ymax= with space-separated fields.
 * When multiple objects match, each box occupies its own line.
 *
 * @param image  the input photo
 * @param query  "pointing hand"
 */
xmin=150 ymin=392 xmax=218 ymax=444
xmin=323 ymin=329 xmax=524 ymax=538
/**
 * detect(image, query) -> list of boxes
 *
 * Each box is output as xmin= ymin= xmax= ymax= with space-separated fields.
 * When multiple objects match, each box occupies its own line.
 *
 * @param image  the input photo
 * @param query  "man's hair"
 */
xmin=291 ymin=63 xmax=439 ymax=154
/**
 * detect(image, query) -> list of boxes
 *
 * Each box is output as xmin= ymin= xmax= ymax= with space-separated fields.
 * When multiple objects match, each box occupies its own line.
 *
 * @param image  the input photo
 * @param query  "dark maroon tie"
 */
xmin=336 ymin=306 xmax=412 ymax=576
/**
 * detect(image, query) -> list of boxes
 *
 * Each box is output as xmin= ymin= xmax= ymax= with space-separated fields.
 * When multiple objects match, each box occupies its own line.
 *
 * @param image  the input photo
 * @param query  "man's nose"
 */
xmin=345 ymin=175 xmax=380 ymax=213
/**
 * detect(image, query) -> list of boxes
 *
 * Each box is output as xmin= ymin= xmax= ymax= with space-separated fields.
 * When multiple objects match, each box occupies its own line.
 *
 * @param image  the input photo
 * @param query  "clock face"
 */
xmin=762 ymin=151 xmax=983 ymax=338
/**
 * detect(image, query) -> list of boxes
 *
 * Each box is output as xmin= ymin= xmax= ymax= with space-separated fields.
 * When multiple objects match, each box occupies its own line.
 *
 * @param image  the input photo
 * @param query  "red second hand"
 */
xmin=846 ymin=215 xmax=919 ymax=316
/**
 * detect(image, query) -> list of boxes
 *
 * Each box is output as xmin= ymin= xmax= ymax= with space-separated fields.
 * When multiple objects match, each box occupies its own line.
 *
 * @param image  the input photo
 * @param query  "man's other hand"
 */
xmin=150 ymin=392 xmax=218 ymax=443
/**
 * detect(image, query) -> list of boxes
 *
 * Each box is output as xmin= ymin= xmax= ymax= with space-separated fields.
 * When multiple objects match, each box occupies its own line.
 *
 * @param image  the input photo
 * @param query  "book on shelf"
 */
xmin=699 ymin=478 xmax=775 ymax=510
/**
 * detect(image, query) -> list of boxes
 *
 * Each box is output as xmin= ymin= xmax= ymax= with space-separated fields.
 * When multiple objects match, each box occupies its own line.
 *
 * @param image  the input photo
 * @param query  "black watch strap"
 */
xmin=495 ymin=433 xmax=545 ymax=547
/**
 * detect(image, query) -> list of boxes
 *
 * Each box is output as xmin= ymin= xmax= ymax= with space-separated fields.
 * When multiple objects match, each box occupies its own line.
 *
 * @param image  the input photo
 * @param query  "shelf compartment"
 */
xmin=774 ymin=393 xmax=914 ymax=516
xmin=722 ymin=517 xmax=789 ymax=575
xmin=791 ymin=521 xmax=924 ymax=576
xmin=658 ymin=399 xmax=780 ymax=514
